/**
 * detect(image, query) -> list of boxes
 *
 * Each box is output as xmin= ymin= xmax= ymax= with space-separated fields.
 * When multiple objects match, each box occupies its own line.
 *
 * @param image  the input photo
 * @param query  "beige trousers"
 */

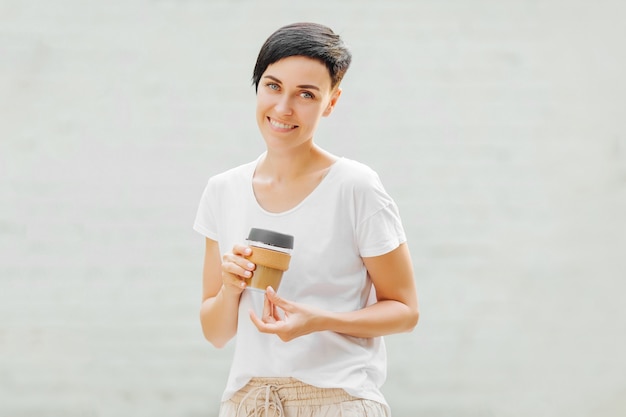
xmin=218 ymin=377 xmax=390 ymax=417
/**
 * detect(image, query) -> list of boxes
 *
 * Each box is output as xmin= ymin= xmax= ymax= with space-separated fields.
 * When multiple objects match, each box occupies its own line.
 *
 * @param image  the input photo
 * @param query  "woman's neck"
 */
xmin=259 ymin=145 xmax=336 ymax=182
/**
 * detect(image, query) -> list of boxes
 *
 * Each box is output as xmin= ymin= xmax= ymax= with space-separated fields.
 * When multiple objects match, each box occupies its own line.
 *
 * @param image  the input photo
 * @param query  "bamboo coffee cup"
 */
xmin=244 ymin=228 xmax=294 ymax=292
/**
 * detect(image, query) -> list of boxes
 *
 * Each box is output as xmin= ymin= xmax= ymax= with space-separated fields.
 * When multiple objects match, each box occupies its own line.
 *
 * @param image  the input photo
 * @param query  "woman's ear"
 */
xmin=323 ymin=87 xmax=342 ymax=117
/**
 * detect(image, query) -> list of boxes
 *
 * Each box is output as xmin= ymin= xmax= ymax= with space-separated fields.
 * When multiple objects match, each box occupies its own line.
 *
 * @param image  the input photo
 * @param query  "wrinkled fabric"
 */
xmin=194 ymin=156 xmax=402 ymax=406
xmin=218 ymin=378 xmax=391 ymax=417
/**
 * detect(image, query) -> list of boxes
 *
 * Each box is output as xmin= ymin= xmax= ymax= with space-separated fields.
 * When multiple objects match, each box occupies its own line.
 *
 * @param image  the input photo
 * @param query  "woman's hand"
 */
xmin=249 ymin=287 xmax=323 ymax=342
xmin=200 ymin=239 xmax=256 ymax=348
xmin=221 ymin=244 xmax=256 ymax=298
xmin=249 ymin=243 xmax=419 ymax=341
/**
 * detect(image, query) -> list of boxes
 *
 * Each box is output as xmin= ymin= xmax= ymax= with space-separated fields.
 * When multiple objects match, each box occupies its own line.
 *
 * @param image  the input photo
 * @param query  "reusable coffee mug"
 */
xmin=244 ymin=228 xmax=294 ymax=292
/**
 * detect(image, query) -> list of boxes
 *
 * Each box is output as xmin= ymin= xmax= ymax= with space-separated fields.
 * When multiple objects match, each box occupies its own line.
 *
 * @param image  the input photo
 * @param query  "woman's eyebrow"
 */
xmin=297 ymin=84 xmax=320 ymax=91
xmin=263 ymin=75 xmax=320 ymax=91
xmin=263 ymin=75 xmax=282 ymax=84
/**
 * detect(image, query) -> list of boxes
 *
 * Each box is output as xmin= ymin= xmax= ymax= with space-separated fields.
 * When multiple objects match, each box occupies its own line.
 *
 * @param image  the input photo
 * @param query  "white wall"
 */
xmin=1 ymin=1 xmax=624 ymax=416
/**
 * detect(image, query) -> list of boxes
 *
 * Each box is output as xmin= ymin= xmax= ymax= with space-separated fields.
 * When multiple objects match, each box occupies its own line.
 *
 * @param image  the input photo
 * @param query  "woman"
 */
xmin=194 ymin=22 xmax=419 ymax=417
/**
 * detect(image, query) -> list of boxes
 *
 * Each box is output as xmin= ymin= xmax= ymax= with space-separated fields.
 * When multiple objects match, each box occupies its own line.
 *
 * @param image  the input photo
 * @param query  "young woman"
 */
xmin=194 ymin=22 xmax=419 ymax=417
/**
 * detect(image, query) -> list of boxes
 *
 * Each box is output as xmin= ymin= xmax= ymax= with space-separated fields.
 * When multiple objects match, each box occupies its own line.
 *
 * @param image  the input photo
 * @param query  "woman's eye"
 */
xmin=300 ymin=91 xmax=314 ymax=99
xmin=267 ymin=83 xmax=279 ymax=91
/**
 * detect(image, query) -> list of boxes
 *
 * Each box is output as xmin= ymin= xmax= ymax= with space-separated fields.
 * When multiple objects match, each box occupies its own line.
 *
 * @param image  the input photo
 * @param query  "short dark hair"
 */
xmin=252 ymin=22 xmax=352 ymax=92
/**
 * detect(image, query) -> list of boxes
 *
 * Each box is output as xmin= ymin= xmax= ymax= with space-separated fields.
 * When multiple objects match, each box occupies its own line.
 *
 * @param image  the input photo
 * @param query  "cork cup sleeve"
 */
xmin=246 ymin=247 xmax=291 ymax=271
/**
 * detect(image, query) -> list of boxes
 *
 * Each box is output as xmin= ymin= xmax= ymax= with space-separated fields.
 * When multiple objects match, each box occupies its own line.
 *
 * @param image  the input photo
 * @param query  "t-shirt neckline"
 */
xmin=249 ymin=154 xmax=343 ymax=216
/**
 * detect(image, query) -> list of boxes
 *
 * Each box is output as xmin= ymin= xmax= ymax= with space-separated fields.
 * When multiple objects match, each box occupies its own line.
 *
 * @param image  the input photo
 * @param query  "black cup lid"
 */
xmin=247 ymin=228 xmax=294 ymax=249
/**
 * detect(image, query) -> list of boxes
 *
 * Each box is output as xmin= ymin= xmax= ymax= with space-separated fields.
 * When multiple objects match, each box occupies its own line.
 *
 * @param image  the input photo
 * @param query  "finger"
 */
xmin=220 ymin=273 xmax=246 ymax=295
xmin=249 ymin=309 xmax=264 ymax=329
xmin=266 ymin=286 xmax=291 ymax=311
xmin=222 ymin=253 xmax=255 ymax=280
xmin=262 ymin=294 xmax=276 ymax=323
xmin=220 ymin=262 xmax=250 ymax=294
xmin=249 ymin=309 xmax=279 ymax=333
xmin=232 ymin=244 xmax=252 ymax=257
xmin=263 ymin=291 xmax=279 ymax=320
xmin=268 ymin=299 xmax=283 ymax=321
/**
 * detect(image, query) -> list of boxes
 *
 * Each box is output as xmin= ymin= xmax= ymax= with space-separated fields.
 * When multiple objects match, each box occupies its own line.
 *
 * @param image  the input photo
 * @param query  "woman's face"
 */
xmin=256 ymin=55 xmax=341 ymax=152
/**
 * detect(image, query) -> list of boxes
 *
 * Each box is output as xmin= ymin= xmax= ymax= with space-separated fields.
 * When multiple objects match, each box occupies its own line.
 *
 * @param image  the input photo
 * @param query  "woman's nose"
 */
xmin=274 ymin=95 xmax=293 ymax=115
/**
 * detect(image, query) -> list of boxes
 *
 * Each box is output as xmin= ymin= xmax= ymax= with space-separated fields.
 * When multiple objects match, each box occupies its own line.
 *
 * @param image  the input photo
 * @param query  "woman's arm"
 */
xmin=327 ymin=242 xmax=419 ymax=337
xmin=250 ymin=242 xmax=419 ymax=341
xmin=199 ymin=237 xmax=256 ymax=348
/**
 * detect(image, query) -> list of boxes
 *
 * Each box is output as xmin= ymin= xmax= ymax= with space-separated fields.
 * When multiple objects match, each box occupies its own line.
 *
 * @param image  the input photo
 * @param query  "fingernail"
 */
xmin=244 ymin=271 xmax=252 ymax=277
xmin=247 ymin=262 xmax=255 ymax=269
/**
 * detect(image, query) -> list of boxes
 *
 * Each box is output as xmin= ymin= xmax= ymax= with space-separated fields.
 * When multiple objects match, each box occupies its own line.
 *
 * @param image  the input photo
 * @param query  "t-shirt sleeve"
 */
xmin=193 ymin=179 xmax=219 ymax=240
xmin=357 ymin=200 xmax=407 ymax=258
xmin=353 ymin=167 xmax=407 ymax=258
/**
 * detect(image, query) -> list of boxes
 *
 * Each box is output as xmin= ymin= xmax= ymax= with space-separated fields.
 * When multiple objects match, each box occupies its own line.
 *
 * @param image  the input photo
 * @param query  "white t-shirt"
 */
xmin=193 ymin=155 xmax=406 ymax=408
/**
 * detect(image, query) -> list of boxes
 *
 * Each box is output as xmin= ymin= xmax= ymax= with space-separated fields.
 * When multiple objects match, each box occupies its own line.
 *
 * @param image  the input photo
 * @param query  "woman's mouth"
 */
xmin=268 ymin=117 xmax=297 ymax=130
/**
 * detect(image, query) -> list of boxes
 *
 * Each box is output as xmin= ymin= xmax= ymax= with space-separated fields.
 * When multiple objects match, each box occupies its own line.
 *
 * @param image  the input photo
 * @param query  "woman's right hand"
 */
xmin=201 ymin=238 xmax=253 ymax=348
xmin=221 ymin=244 xmax=256 ymax=297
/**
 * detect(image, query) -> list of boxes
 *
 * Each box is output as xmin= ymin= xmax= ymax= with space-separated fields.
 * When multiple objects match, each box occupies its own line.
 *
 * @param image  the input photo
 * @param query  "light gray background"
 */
xmin=1 ymin=1 xmax=625 ymax=416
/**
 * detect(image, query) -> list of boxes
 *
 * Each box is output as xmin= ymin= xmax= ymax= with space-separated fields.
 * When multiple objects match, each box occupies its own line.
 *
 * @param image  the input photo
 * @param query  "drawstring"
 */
xmin=236 ymin=384 xmax=285 ymax=417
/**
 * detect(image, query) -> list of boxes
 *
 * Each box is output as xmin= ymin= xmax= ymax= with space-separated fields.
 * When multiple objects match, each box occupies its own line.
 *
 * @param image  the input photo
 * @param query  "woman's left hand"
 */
xmin=249 ymin=244 xmax=419 ymax=340
xmin=249 ymin=287 xmax=322 ymax=342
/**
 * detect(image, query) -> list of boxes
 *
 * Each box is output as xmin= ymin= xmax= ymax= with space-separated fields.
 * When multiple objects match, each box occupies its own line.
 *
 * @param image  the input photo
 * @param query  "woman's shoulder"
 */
xmin=333 ymin=157 xmax=382 ymax=188
xmin=207 ymin=158 xmax=257 ymax=186
xmin=332 ymin=157 xmax=395 ymax=204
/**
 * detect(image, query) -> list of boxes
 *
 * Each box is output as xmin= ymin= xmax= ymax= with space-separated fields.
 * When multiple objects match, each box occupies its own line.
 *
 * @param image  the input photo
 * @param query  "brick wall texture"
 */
xmin=1 ymin=1 xmax=625 ymax=416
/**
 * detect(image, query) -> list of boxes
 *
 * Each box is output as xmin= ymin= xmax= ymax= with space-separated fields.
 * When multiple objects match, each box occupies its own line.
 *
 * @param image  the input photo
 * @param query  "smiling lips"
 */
xmin=268 ymin=117 xmax=298 ymax=130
